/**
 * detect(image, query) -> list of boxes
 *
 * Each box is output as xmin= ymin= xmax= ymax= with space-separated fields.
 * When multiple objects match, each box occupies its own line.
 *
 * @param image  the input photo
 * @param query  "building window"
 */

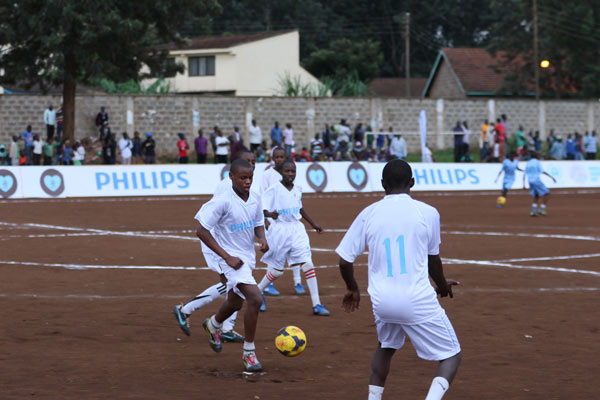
xmin=189 ymin=56 xmax=215 ymax=76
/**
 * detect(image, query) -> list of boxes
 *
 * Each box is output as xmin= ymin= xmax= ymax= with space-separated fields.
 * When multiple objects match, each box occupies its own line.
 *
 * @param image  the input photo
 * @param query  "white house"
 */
xmin=145 ymin=30 xmax=320 ymax=96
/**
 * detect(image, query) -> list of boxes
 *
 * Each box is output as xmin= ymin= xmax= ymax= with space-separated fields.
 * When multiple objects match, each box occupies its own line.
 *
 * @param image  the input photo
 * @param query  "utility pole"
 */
xmin=533 ymin=0 xmax=539 ymax=101
xmin=405 ymin=12 xmax=411 ymax=97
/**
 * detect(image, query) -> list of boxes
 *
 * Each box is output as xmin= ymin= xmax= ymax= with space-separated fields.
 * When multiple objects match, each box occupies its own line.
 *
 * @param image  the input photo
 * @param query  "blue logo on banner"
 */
xmin=43 ymin=175 xmax=61 ymax=192
xmin=95 ymin=171 xmax=190 ymax=191
xmin=309 ymin=169 xmax=325 ymax=187
xmin=413 ymin=168 xmax=480 ymax=186
xmin=0 ymin=174 xmax=14 ymax=192
xmin=349 ymin=168 xmax=365 ymax=186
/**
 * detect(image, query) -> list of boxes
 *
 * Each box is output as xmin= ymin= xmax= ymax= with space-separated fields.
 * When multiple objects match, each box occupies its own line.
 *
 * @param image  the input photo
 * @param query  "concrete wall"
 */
xmin=1 ymin=95 xmax=599 ymax=155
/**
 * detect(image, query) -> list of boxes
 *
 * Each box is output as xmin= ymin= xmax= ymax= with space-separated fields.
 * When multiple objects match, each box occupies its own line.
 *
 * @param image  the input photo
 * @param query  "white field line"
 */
xmin=496 ymin=253 xmax=600 ymax=263
xmin=443 ymin=258 xmax=600 ymax=276
xmin=1 ymin=287 xmax=599 ymax=300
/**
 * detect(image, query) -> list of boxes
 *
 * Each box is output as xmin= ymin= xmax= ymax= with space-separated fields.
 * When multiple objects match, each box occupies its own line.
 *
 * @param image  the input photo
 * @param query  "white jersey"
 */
xmin=261 ymin=166 xmax=281 ymax=194
xmin=336 ymin=194 xmax=443 ymax=325
xmin=195 ymin=186 xmax=264 ymax=269
xmin=262 ymin=182 xmax=303 ymax=224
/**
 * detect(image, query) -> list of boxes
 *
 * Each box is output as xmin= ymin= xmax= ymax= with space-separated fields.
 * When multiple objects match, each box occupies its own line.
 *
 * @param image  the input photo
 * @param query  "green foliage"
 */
xmin=93 ymin=78 xmax=175 ymax=94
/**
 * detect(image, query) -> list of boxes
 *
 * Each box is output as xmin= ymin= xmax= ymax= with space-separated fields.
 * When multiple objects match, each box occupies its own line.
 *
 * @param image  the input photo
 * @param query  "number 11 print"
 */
xmin=383 ymin=235 xmax=406 ymax=277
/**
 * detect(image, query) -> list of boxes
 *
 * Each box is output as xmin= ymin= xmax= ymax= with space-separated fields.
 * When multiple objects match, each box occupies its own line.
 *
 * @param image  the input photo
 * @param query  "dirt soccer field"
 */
xmin=1 ymin=188 xmax=599 ymax=399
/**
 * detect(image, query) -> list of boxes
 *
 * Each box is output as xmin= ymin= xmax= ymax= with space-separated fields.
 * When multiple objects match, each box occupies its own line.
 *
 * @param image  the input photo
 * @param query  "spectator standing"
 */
xmin=526 ymin=131 xmax=536 ymax=154
xmin=390 ymin=134 xmax=407 ymax=160
xmin=322 ymin=124 xmax=331 ymax=148
xmin=95 ymin=106 xmax=109 ymax=138
xmin=209 ymin=126 xmax=219 ymax=158
xmin=584 ymin=131 xmax=597 ymax=160
xmin=270 ymin=121 xmax=282 ymax=147
xmin=53 ymin=137 xmax=63 ymax=165
xmin=42 ymin=138 xmax=56 ymax=165
xmin=480 ymin=119 xmax=490 ymax=148
xmin=353 ymin=123 xmax=365 ymax=144
xmin=453 ymin=121 xmax=464 ymax=162
xmin=495 ymin=119 xmax=506 ymax=160
xmin=574 ymin=133 xmax=584 ymax=160
xmin=55 ymin=104 xmax=63 ymax=141
xmin=0 ymin=145 xmax=6 ymax=165
xmin=103 ymin=132 xmax=117 ymax=164
xmin=310 ymin=133 xmax=324 ymax=161
xmin=337 ymin=121 xmax=351 ymax=160
xmin=194 ymin=129 xmax=208 ymax=164
xmin=214 ymin=129 xmax=229 ymax=164
xmin=44 ymin=104 xmax=56 ymax=141
xmin=461 ymin=121 xmax=470 ymax=157
xmin=549 ymin=137 xmax=564 ymax=160
xmin=143 ymin=133 xmax=156 ymax=164
xmin=376 ymin=128 xmax=386 ymax=154
xmin=132 ymin=131 xmax=142 ymax=164
xmin=565 ymin=134 xmax=576 ymax=160
xmin=9 ymin=136 xmax=19 ymax=165
xmin=119 ymin=132 xmax=133 ymax=165
xmin=248 ymin=120 xmax=262 ymax=152
xmin=229 ymin=126 xmax=244 ymax=161
xmin=20 ymin=125 xmax=34 ymax=165
xmin=515 ymin=125 xmax=526 ymax=156
xmin=177 ymin=133 xmax=189 ymax=164
xmin=32 ymin=134 xmax=43 ymax=165
xmin=283 ymin=123 xmax=294 ymax=158
xmin=62 ymin=140 xmax=73 ymax=165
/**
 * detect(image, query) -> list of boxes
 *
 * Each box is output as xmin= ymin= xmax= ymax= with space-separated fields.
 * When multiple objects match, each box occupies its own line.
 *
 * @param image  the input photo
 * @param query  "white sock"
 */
xmin=540 ymin=204 xmax=546 ymax=210
xmin=292 ymin=265 xmax=302 ymax=285
xmin=181 ymin=282 xmax=226 ymax=315
xmin=243 ymin=341 xmax=255 ymax=352
xmin=425 ymin=377 xmax=449 ymax=400
xmin=208 ymin=314 xmax=222 ymax=333
xmin=301 ymin=262 xmax=321 ymax=306
xmin=258 ymin=266 xmax=284 ymax=292
xmin=532 ymin=203 xmax=537 ymax=212
xmin=368 ymin=385 xmax=384 ymax=400
xmin=222 ymin=311 xmax=238 ymax=332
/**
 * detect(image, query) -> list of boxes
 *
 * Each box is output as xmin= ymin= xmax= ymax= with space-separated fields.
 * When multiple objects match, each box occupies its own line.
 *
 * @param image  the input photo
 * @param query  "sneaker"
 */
xmin=312 ymin=304 xmax=331 ymax=316
xmin=172 ymin=305 xmax=190 ymax=336
xmin=530 ymin=212 xmax=537 ymax=217
xmin=259 ymin=294 xmax=267 ymax=312
xmin=539 ymin=209 xmax=547 ymax=216
xmin=242 ymin=351 xmax=263 ymax=372
xmin=202 ymin=318 xmax=222 ymax=353
xmin=263 ymin=283 xmax=280 ymax=296
xmin=496 ymin=204 xmax=502 ymax=209
xmin=221 ymin=330 xmax=245 ymax=343
xmin=294 ymin=283 xmax=306 ymax=295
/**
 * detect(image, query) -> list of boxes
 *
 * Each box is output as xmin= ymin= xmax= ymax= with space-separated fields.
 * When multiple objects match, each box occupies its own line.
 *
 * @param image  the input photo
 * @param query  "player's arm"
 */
xmin=254 ymin=225 xmax=269 ymax=253
xmin=494 ymin=168 xmax=503 ymax=182
xmin=338 ymin=257 xmax=360 ymax=312
xmin=263 ymin=209 xmax=279 ymax=219
xmin=428 ymin=255 xmax=458 ymax=298
xmin=543 ymin=171 xmax=557 ymax=183
xmin=196 ymin=223 xmax=243 ymax=269
xmin=300 ymin=208 xmax=322 ymax=233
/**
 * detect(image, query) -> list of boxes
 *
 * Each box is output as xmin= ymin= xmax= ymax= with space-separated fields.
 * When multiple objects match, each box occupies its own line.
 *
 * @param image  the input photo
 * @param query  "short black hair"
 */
xmin=230 ymin=158 xmax=252 ymax=175
xmin=382 ymin=159 xmax=412 ymax=189
xmin=234 ymin=149 xmax=254 ymax=161
xmin=281 ymin=159 xmax=296 ymax=169
xmin=272 ymin=146 xmax=285 ymax=155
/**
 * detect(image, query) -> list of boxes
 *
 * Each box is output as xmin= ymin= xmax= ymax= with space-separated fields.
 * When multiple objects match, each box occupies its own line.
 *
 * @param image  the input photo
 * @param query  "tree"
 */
xmin=0 ymin=0 xmax=218 ymax=141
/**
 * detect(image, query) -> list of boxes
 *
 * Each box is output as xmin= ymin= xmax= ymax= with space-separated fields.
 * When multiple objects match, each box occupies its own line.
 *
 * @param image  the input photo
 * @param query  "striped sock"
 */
xmin=258 ymin=267 xmax=283 ymax=292
xmin=182 ymin=282 xmax=226 ymax=315
xmin=301 ymin=262 xmax=321 ymax=306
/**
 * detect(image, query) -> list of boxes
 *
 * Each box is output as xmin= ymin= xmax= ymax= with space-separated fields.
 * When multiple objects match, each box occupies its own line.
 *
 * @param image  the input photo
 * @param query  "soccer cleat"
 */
xmin=202 ymin=318 xmax=222 ymax=353
xmin=312 ymin=304 xmax=331 ymax=316
xmin=259 ymin=294 xmax=267 ymax=312
xmin=530 ymin=212 xmax=537 ymax=217
xmin=221 ymin=330 xmax=245 ymax=343
xmin=539 ymin=209 xmax=547 ymax=216
xmin=172 ymin=305 xmax=190 ymax=336
xmin=294 ymin=283 xmax=306 ymax=295
xmin=242 ymin=351 xmax=263 ymax=372
xmin=496 ymin=204 xmax=502 ymax=208
xmin=263 ymin=283 xmax=280 ymax=296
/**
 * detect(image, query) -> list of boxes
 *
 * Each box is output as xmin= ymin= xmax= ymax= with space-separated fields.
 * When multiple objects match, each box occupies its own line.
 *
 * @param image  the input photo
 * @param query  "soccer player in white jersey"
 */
xmin=523 ymin=151 xmax=556 ymax=216
xmin=258 ymin=159 xmax=330 ymax=316
xmin=336 ymin=159 xmax=461 ymax=400
xmin=494 ymin=151 xmax=522 ymax=207
xmin=194 ymin=158 xmax=268 ymax=372
xmin=261 ymin=147 xmax=306 ymax=296
xmin=172 ymin=150 xmax=257 ymax=344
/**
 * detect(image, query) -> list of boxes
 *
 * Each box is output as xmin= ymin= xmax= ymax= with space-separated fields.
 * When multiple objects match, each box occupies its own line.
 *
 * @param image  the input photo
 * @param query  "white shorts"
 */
xmin=261 ymin=222 xmax=311 ymax=269
xmin=213 ymin=257 xmax=257 ymax=299
xmin=375 ymin=311 xmax=460 ymax=361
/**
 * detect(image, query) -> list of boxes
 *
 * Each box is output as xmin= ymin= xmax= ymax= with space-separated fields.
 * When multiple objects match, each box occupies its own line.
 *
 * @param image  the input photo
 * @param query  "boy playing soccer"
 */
xmin=336 ymin=159 xmax=461 ymax=400
xmin=261 ymin=147 xmax=306 ymax=296
xmin=258 ymin=160 xmax=330 ymax=316
xmin=195 ymin=158 xmax=268 ymax=372
xmin=494 ymin=151 xmax=523 ymax=207
xmin=172 ymin=150 xmax=257 ymax=343
xmin=523 ymin=151 xmax=556 ymax=216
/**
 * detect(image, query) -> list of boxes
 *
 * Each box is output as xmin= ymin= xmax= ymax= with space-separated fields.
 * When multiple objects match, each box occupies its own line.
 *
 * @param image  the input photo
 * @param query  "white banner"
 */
xmin=0 ymin=161 xmax=599 ymax=199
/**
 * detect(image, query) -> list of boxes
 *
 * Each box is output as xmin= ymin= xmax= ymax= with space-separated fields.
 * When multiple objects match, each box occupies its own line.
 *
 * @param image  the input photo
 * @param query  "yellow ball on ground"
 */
xmin=497 ymin=196 xmax=507 ymax=206
xmin=275 ymin=326 xmax=307 ymax=357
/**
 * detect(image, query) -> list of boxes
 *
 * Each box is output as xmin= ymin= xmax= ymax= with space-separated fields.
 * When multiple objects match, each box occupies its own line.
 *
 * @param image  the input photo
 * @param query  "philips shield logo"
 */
xmin=347 ymin=162 xmax=368 ymax=190
xmin=40 ymin=169 xmax=65 ymax=196
xmin=0 ymin=169 xmax=18 ymax=198
xmin=306 ymin=163 xmax=327 ymax=192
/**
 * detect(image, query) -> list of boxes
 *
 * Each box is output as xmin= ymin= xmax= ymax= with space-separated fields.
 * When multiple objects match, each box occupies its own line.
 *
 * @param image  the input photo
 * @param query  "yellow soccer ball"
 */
xmin=275 ymin=326 xmax=307 ymax=357
xmin=497 ymin=196 xmax=507 ymax=206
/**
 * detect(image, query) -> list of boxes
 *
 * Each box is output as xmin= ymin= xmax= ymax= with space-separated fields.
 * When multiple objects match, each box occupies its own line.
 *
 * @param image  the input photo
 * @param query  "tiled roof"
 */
xmin=160 ymin=30 xmax=296 ymax=51
xmin=368 ymin=77 xmax=428 ymax=97
xmin=441 ymin=47 xmax=507 ymax=93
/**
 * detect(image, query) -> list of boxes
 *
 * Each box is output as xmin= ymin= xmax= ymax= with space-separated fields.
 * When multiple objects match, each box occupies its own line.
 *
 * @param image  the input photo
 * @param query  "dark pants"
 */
xmin=216 ymin=154 xmax=228 ymax=164
xmin=144 ymin=155 xmax=156 ymax=164
xmin=32 ymin=153 xmax=42 ymax=165
xmin=178 ymin=156 xmax=188 ymax=164
xmin=250 ymin=143 xmax=260 ymax=152
xmin=56 ymin=123 xmax=63 ymax=141
xmin=46 ymin=125 xmax=55 ymax=141
xmin=197 ymin=153 xmax=207 ymax=163
xmin=43 ymin=155 xmax=52 ymax=165
xmin=586 ymin=152 xmax=596 ymax=160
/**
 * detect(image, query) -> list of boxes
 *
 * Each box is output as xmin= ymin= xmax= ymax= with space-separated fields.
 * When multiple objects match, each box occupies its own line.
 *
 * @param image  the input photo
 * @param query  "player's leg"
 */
xmin=539 ymin=189 xmax=550 ymax=216
xmin=369 ymin=345 xmax=396 ymax=399
xmin=258 ymin=224 xmax=289 ymax=309
xmin=203 ymin=291 xmax=244 ymax=353
xmin=236 ymin=283 xmax=264 ymax=372
xmin=221 ymin=311 xmax=244 ymax=343
xmin=427 ymin=352 xmax=462 ymax=400
xmin=292 ymin=265 xmax=305 ymax=294
xmin=173 ymin=275 xmax=227 ymax=335
xmin=256 ymin=264 xmax=284 ymax=312
xmin=292 ymin=261 xmax=330 ymax=315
